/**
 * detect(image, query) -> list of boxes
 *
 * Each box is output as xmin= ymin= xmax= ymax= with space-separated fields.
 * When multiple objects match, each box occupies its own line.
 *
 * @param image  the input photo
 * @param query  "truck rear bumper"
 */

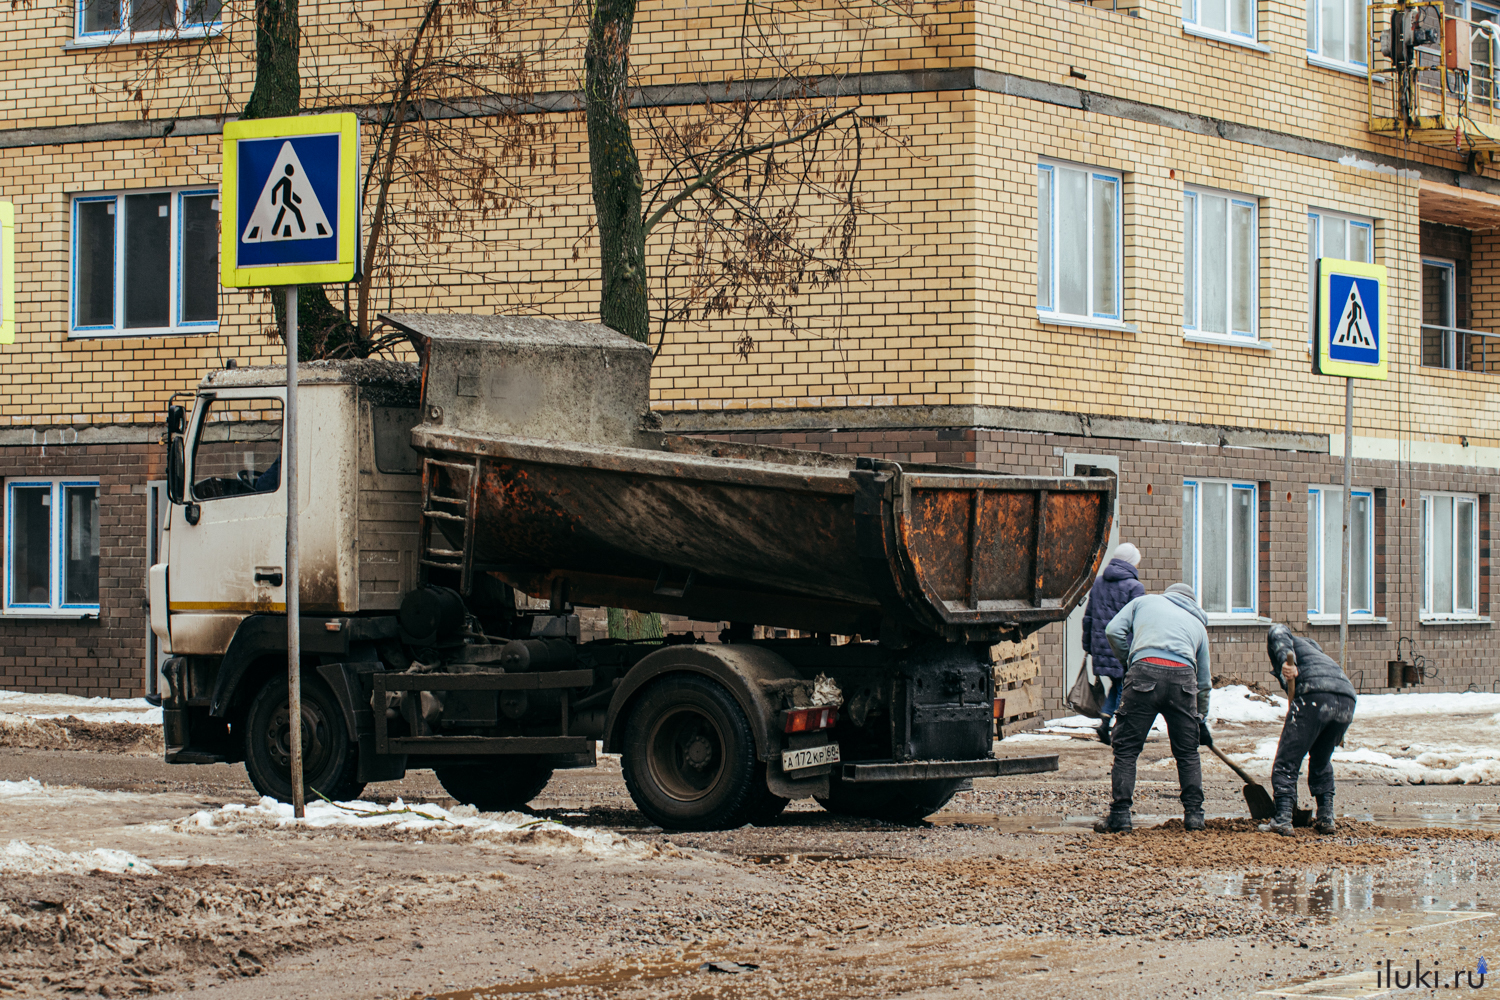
xmin=839 ymin=754 xmax=1059 ymax=782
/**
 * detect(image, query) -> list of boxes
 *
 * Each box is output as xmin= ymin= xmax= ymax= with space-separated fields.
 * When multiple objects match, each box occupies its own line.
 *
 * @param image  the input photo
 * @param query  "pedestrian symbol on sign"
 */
xmin=1331 ymin=282 xmax=1375 ymax=350
xmin=241 ymin=141 xmax=333 ymax=244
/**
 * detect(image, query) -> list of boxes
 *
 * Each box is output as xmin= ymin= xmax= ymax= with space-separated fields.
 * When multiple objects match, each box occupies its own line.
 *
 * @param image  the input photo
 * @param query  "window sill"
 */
xmin=1306 ymin=615 xmax=1388 ymax=626
xmin=1205 ymin=615 xmax=1272 ymax=627
xmin=1037 ymin=312 xmax=1138 ymax=334
xmin=1419 ymin=616 xmax=1491 ymax=626
xmin=1182 ymin=23 xmax=1272 ymax=53
xmin=1183 ymin=331 xmax=1273 ymax=351
xmin=1306 ymin=53 xmax=1369 ymax=78
xmin=64 ymin=25 xmax=222 ymax=50
xmin=70 ymin=326 xmax=220 ymax=340
xmin=1 ymin=611 xmax=99 ymax=620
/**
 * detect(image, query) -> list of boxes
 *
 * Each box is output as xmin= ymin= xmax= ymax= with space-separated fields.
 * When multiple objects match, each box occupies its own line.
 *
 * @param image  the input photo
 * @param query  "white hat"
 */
xmin=1113 ymin=542 xmax=1142 ymax=566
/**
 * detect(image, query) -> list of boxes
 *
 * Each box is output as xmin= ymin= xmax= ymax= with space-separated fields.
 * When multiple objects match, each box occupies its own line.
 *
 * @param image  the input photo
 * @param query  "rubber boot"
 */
xmin=1184 ymin=808 xmax=1206 ymax=832
xmin=1258 ymin=795 xmax=1295 ymax=837
xmin=1314 ymin=793 xmax=1336 ymax=835
xmin=1093 ymin=810 xmax=1132 ymax=834
xmin=1097 ymin=715 xmax=1112 ymax=747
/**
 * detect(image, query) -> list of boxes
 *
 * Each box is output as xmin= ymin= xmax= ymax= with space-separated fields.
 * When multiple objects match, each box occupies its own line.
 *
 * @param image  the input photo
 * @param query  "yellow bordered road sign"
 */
xmin=0 ymin=202 xmax=13 ymax=344
xmin=220 ymin=113 xmax=360 ymax=288
xmin=1316 ymin=258 xmax=1388 ymax=380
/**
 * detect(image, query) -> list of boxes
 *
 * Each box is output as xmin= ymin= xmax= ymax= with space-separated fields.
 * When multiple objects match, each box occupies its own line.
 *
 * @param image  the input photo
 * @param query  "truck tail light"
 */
xmin=783 ymin=706 xmax=838 ymax=733
xmin=993 ymin=698 xmax=1005 ymax=719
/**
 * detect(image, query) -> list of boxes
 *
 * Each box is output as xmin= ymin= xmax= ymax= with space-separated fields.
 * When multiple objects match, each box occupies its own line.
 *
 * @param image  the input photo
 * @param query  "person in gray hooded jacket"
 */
xmin=1259 ymin=624 xmax=1358 ymax=836
xmin=1094 ymin=583 xmax=1212 ymax=834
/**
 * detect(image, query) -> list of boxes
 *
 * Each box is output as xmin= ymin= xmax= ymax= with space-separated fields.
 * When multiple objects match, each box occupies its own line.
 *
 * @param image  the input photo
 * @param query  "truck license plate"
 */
xmin=782 ymin=743 xmax=841 ymax=772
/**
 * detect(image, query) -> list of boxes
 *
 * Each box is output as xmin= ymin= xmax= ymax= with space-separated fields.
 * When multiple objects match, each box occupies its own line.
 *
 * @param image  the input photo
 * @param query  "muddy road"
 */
xmin=2 ymin=713 xmax=1497 ymax=999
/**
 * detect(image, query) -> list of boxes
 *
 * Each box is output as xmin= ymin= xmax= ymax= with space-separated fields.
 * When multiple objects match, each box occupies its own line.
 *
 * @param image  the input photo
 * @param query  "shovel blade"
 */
xmin=1242 ymin=782 xmax=1277 ymax=820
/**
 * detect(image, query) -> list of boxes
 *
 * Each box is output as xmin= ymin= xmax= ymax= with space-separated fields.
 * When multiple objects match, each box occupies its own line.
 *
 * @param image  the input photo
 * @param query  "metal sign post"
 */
xmin=220 ymin=113 xmax=360 ymax=819
xmin=1315 ymin=257 xmax=1389 ymax=672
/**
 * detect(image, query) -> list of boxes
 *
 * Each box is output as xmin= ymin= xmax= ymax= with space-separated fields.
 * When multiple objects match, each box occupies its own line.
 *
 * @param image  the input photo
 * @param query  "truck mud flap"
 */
xmin=839 ymin=754 xmax=1058 ymax=782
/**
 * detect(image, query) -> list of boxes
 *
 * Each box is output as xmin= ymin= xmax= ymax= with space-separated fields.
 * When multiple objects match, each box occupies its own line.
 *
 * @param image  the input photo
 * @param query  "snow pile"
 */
xmin=1232 ymin=738 xmax=1500 ymax=784
xmin=175 ymin=796 xmax=645 ymax=857
xmin=0 ymin=689 xmax=162 ymax=725
xmin=1353 ymin=691 xmax=1500 ymax=718
xmin=1 ymin=839 xmax=158 ymax=876
xmin=1208 ymin=685 xmax=1287 ymax=723
xmin=0 ymin=777 xmax=46 ymax=797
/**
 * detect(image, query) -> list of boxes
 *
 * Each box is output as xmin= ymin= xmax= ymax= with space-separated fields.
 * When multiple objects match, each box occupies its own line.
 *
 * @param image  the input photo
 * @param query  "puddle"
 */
xmin=415 ymin=953 xmax=706 ymax=998
xmin=1207 ymin=863 xmax=1490 ymax=916
xmin=1363 ymin=811 xmax=1500 ymax=830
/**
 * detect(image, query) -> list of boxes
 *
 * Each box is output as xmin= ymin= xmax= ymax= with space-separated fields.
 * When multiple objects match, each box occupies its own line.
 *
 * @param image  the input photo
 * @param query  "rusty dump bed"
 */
xmin=385 ymin=313 xmax=1116 ymax=642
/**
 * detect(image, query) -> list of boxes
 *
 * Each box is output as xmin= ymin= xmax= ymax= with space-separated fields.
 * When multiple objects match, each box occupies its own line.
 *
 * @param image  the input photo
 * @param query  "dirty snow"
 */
xmin=1229 ymin=737 xmax=1500 ymax=785
xmin=1 ymin=839 xmax=158 ymax=876
xmin=0 ymin=689 xmax=162 ymax=725
xmin=172 ymin=796 xmax=647 ymax=857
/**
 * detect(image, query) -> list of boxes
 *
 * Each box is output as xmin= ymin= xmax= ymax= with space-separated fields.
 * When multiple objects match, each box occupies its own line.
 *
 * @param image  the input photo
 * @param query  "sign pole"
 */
xmin=1339 ymin=376 xmax=1353 ymax=672
xmin=286 ymin=285 xmax=304 ymax=819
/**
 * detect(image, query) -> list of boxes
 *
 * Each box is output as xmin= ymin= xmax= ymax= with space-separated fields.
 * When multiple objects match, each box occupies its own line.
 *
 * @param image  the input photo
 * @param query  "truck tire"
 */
xmin=621 ymin=674 xmax=764 ymax=831
xmin=815 ymin=774 xmax=961 ymax=824
xmin=434 ymin=759 xmax=554 ymax=813
xmin=243 ymin=674 xmax=364 ymax=804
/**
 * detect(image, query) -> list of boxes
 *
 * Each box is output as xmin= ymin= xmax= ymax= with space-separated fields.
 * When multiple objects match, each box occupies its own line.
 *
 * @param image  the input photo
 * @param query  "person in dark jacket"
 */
xmin=1080 ymin=542 xmax=1146 ymax=745
xmin=1260 ymin=624 xmax=1358 ymax=836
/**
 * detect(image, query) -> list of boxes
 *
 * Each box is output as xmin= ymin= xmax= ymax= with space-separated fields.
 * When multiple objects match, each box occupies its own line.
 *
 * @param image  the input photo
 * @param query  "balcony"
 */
xmin=1368 ymin=2 xmax=1500 ymax=155
xmin=1421 ymin=324 xmax=1500 ymax=372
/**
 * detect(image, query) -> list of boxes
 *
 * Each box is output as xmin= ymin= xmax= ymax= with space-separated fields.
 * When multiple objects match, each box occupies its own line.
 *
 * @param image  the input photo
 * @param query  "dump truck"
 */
xmin=149 ymin=314 xmax=1115 ymax=829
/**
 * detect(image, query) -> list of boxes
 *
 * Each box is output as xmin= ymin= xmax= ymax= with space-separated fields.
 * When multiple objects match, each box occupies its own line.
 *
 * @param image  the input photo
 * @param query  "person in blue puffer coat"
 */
xmin=1080 ymin=542 xmax=1145 ymax=745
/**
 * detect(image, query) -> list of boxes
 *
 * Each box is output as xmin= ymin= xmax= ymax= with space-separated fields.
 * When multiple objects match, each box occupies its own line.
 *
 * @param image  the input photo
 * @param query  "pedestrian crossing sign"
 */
xmin=220 ymin=113 xmax=359 ymax=287
xmin=0 ymin=202 xmax=13 ymax=345
xmin=1316 ymin=258 xmax=1387 ymax=380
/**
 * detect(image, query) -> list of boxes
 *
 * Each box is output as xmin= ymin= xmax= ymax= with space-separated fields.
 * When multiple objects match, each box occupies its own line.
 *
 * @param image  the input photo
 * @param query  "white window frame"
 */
xmin=1306 ymin=486 xmax=1376 ymax=622
xmin=1307 ymin=0 xmax=1371 ymax=74
xmin=1036 ymin=160 xmax=1122 ymax=326
xmin=1308 ymin=210 xmax=1374 ymax=346
xmin=72 ymin=0 xmax=222 ymax=46
xmin=3 ymin=478 xmax=102 ymax=618
xmin=1420 ymin=491 xmax=1480 ymax=620
xmin=1182 ymin=478 xmax=1259 ymax=619
xmin=1183 ymin=187 xmax=1259 ymax=344
xmin=1182 ymin=0 xmax=1258 ymax=46
xmin=70 ymin=188 xmax=221 ymax=338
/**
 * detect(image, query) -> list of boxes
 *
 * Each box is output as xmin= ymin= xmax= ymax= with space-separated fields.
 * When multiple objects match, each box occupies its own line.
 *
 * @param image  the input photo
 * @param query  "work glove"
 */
xmin=1198 ymin=720 xmax=1213 ymax=748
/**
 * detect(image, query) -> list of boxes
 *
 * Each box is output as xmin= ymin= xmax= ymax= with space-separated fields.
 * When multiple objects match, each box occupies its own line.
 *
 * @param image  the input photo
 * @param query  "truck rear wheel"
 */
xmin=434 ymin=759 xmax=554 ymax=813
xmin=815 ymin=774 xmax=961 ymax=824
xmin=621 ymin=674 xmax=764 ymax=831
xmin=243 ymin=674 xmax=364 ymax=804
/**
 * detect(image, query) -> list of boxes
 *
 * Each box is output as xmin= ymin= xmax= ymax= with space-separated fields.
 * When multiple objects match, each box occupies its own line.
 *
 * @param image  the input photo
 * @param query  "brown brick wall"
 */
xmin=0 ymin=441 xmax=162 ymax=698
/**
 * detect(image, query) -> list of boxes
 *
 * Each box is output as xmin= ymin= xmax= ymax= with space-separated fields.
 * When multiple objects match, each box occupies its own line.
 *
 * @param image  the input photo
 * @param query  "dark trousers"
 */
xmin=1109 ymin=662 xmax=1203 ymax=815
xmin=1271 ymin=693 xmax=1355 ymax=801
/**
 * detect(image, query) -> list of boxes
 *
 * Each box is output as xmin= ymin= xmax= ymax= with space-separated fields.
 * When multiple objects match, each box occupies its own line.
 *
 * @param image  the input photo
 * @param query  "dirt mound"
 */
xmin=0 ymin=715 xmax=162 ymax=756
xmin=1089 ymin=818 xmax=1407 ymax=869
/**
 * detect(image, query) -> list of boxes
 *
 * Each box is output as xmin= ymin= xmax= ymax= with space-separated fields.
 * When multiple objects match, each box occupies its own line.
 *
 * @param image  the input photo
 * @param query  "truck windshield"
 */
xmin=192 ymin=397 xmax=285 ymax=501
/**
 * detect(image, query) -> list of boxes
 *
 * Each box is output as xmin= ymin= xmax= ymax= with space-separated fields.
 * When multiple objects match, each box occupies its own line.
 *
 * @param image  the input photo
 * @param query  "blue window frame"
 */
xmin=71 ymin=189 xmax=220 ymax=337
xmin=1182 ymin=479 xmax=1258 ymax=616
xmin=1183 ymin=0 xmax=1256 ymax=42
xmin=1307 ymin=486 xmax=1375 ymax=618
xmin=1037 ymin=161 xmax=1122 ymax=324
xmin=75 ymin=0 xmax=223 ymax=44
xmin=1308 ymin=210 xmax=1374 ymax=344
xmin=1306 ymin=0 xmax=1369 ymax=71
xmin=4 ymin=479 xmax=100 ymax=616
xmin=1184 ymin=188 xmax=1258 ymax=341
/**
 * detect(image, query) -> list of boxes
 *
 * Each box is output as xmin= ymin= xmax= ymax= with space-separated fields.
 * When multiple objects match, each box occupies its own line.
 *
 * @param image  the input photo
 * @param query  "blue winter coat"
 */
xmin=1081 ymin=558 xmax=1146 ymax=679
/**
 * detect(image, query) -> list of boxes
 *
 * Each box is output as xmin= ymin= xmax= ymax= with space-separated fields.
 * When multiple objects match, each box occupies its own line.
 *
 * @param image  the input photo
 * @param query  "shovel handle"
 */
xmin=1207 ymin=742 xmax=1262 ymax=788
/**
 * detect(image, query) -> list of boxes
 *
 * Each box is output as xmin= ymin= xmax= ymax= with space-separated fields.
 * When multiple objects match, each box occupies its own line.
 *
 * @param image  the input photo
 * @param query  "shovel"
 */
xmin=1205 ymin=742 xmax=1278 ymax=821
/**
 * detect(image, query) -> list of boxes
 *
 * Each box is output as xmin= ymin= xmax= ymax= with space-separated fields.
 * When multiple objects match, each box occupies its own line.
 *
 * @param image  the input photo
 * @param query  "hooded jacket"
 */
xmin=1266 ymin=624 xmax=1358 ymax=701
xmin=1105 ymin=593 xmax=1213 ymax=718
xmin=1081 ymin=558 xmax=1147 ymax=679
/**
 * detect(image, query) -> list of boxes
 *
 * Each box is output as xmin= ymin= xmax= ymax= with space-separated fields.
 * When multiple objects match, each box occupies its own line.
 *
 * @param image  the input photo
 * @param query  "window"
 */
xmin=1183 ymin=0 xmax=1255 ymax=42
xmin=1308 ymin=210 xmax=1373 ymax=343
xmin=1182 ymin=479 xmax=1258 ymax=616
xmin=1421 ymin=257 xmax=1459 ymax=369
xmin=1420 ymin=492 xmax=1479 ymax=618
xmin=75 ymin=0 xmax=222 ymax=43
xmin=1037 ymin=161 xmax=1121 ymax=325
xmin=72 ymin=189 xmax=219 ymax=337
xmin=1184 ymin=188 xmax=1258 ymax=341
xmin=1306 ymin=487 xmax=1374 ymax=618
xmin=4 ymin=479 xmax=100 ymax=616
xmin=1307 ymin=0 xmax=1369 ymax=71
xmin=191 ymin=397 xmax=284 ymax=501
xmin=1462 ymin=2 xmax=1500 ymax=105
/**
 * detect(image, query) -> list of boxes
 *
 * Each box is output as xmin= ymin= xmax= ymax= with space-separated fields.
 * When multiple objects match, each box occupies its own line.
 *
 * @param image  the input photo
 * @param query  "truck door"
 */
xmin=168 ymin=391 xmax=289 ymax=618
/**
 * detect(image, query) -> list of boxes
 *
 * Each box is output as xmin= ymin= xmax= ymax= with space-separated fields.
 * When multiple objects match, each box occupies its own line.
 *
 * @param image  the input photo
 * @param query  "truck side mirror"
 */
xmin=167 ymin=404 xmax=186 ymax=435
xmin=166 ymin=404 xmax=187 ymax=505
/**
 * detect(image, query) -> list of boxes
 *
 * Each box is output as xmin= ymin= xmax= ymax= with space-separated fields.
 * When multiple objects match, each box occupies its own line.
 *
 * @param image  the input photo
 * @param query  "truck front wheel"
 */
xmin=434 ymin=759 xmax=554 ymax=813
xmin=815 ymin=774 xmax=962 ymax=824
xmin=243 ymin=674 xmax=364 ymax=804
xmin=621 ymin=674 xmax=765 ymax=831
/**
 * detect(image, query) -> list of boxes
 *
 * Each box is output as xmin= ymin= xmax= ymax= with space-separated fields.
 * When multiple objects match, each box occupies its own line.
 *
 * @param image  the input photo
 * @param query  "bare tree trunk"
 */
xmin=585 ymin=0 xmax=648 ymax=344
